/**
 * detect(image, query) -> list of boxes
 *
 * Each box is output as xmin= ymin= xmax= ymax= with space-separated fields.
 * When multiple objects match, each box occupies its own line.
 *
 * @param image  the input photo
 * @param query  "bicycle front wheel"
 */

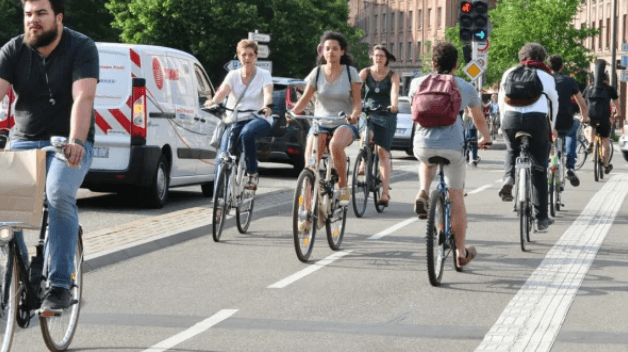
xmin=40 ymin=238 xmax=83 ymax=351
xmin=351 ymin=150 xmax=368 ymax=218
xmin=236 ymin=189 xmax=255 ymax=234
xmin=326 ymin=196 xmax=347 ymax=251
xmin=372 ymin=154 xmax=385 ymax=213
xmin=0 ymin=246 xmax=17 ymax=352
xmin=593 ymin=140 xmax=600 ymax=182
xmin=212 ymin=166 xmax=229 ymax=242
xmin=293 ymin=170 xmax=317 ymax=262
xmin=426 ymin=190 xmax=447 ymax=287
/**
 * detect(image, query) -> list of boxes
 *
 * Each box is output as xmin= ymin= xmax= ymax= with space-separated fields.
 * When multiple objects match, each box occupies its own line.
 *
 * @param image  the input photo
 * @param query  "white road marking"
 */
xmin=268 ymin=251 xmax=352 ymax=289
xmin=467 ymin=184 xmax=493 ymax=195
xmin=475 ymin=174 xmax=628 ymax=352
xmin=366 ymin=217 xmax=418 ymax=240
xmin=143 ymin=309 xmax=239 ymax=352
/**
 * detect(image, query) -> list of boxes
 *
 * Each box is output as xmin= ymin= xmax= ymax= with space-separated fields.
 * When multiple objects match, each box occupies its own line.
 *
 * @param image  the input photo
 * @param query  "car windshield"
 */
xmin=399 ymin=100 xmax=411 ymax=114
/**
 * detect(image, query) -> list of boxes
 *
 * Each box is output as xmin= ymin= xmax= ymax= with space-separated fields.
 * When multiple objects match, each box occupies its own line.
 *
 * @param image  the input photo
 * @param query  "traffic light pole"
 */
xmin=471 ymin=41 xmax=483 ymax=94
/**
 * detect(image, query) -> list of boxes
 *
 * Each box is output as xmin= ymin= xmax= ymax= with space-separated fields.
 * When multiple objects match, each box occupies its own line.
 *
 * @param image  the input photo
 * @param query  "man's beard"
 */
xmin=24 ymin=25 xmax=58 ymax=49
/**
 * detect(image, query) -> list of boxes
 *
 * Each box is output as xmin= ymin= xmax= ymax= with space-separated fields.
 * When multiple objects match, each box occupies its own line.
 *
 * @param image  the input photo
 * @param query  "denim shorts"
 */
xmin=308 ymin=123 xmax=359 ymax=141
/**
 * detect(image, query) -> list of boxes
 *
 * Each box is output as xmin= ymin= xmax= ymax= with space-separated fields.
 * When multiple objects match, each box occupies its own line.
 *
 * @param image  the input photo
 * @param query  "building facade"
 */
xmin=574 ymin=0 xmax=627 ymax=124
xmin=347 ymin=0 xmax=497 ymax=93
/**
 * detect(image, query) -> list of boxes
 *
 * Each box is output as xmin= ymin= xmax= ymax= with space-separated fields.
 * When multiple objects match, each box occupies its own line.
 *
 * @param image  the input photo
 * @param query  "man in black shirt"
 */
xmin=547 ymin=54 xmax=589 ymax=186
xmin=0 ymin=0 xmax=98 ymax=312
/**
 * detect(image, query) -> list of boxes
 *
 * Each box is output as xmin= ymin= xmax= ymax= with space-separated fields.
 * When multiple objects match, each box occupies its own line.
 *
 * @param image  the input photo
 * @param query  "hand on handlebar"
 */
xmin=64 ymin=142 xmax=84 ymax=168
xmin=388 ymin=105 xmax=398 ymax=113
xmin=478 ymin=135 xmax=492 ymax=149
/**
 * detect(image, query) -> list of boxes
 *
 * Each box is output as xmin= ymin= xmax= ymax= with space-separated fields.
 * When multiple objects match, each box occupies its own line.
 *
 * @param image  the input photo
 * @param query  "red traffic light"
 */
xmin=461 ymin=1 xmax=473 ymax=14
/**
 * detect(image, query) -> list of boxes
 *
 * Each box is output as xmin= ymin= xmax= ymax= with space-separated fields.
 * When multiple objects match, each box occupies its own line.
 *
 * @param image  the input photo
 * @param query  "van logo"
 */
xmin=153 ymin=58 xmax=164 ymax=90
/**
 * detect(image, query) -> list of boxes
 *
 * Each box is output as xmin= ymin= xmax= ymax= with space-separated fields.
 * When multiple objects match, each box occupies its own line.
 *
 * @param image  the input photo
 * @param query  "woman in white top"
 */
xmin=207 ymin=39 xmax=273 ymax=190
xmin=290 ymin=31 xmax=362 ymax=207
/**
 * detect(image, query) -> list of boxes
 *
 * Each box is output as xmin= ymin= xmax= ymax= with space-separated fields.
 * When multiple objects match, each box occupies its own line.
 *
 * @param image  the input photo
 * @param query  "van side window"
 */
xmin=194 ymin=65 xmax=213 ymax=106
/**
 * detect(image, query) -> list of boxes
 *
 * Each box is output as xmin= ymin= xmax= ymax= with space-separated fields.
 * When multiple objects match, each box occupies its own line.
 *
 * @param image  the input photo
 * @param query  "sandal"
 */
xmin=456 ymin=246 xmax=477 ymax=267
xmin=378 ymin=193 xmax=390 ymax=207
xmin=246 ymin=173 xmax=258 ymax=191
xmin=414 ymin=191 xmax=429 ymax=219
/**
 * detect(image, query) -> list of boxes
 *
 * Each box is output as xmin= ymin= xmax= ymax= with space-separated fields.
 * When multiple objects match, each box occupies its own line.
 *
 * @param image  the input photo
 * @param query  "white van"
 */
xmin=87 ymin=43 xmax=222 ymax=207
xmin=1 ymin=43 xmax=221 ymax=208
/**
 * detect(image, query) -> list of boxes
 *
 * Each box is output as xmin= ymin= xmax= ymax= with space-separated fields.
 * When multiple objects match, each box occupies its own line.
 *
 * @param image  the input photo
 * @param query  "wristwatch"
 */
xmin=72 ymin=139 xmax=85 ymax=147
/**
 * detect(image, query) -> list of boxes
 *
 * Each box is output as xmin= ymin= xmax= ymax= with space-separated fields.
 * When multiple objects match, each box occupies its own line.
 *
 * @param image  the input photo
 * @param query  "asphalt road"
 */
xmin=12 ymin=144 xmax=628 ymax=352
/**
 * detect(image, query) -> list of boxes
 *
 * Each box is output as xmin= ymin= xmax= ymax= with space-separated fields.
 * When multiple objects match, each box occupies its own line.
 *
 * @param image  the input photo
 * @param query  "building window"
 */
xmin=409 ymin=11 xmax=413 ymax=31
xmin=383 ymin=13 xmax=387 ymax=33
xmin=606 ymin=18 xmax=610 ymax=48
xmin=374 ymin=14 xmax=378 ymax=33
xmin=408 ymin=42 xmax=413 ymax=61
xmin=428 ymin=9 xmax=432 ymax=29
xmin=624 ymin=15 xmax=627 ymax=43
xmin=391 ymin=13 xmax=395 ymax=31
xmin=417 ymin=41 xmax=421 ymax=56
xmin=417 ymin=10 xmax=422 ymax=29
xmin=592 ymin=22 xmax=596 ymax=50
xmin=390 ymin=43 xmax=394 ymax=56
xmin=599 ymin=20 xmax=602 ymax=49
xmin=437 ymin=7 xmax=442 ymax=29
xmin=399 ymin=12 xmax=404 ymax=30
xmin=400 ymin=42 xmax=404 ymax=61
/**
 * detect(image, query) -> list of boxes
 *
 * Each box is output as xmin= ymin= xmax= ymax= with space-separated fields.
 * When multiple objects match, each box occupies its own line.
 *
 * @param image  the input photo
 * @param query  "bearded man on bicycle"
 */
xmin=0 ymin=0 xmax=98 ymax=311
xmin=498 ymin=43 xmax=558 ymax=231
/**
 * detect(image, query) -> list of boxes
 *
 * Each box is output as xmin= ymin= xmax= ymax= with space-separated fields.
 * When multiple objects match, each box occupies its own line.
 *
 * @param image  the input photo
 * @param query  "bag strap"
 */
xmin=230 ymin=68 xmax=257 ymax=121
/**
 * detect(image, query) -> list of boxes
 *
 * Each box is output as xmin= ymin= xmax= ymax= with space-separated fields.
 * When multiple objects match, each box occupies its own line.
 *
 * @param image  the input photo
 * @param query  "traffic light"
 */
xmin=459 ymin=0 xmax=490 ymax=42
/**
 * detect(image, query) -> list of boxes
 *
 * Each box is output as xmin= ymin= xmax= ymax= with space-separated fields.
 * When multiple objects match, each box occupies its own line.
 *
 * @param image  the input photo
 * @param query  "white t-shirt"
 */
xmin=222 ymin=68 xmax=272 ymax=122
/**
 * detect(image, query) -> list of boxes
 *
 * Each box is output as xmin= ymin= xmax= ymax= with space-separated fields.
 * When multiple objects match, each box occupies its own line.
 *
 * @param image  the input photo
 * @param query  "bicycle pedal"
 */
xmin=37 ymin=307 xmax=63 ymax=318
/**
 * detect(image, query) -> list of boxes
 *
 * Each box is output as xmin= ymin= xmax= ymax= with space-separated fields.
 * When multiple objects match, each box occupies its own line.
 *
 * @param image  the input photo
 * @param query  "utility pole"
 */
xmin=610 ymin=0 xmax=618 ymax=89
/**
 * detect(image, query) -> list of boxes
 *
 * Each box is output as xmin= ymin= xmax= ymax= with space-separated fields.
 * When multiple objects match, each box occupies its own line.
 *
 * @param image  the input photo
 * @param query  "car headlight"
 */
xmin=0 ymin=226 xmax=14 ymax=244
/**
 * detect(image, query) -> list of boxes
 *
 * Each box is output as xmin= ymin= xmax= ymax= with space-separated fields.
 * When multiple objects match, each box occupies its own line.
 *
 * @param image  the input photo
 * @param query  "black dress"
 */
xmin=363 ymin=69 xmax=397 ymax=151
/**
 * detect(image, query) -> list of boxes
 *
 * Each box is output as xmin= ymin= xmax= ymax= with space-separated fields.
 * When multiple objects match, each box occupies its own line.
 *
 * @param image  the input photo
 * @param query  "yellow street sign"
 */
xmin=463 ymin=61 xmax=484 ymax=81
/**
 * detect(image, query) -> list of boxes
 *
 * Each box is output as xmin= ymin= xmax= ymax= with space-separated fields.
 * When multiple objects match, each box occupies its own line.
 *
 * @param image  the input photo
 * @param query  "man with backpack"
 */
xmin=409 ymin=42 xmax=491 ymax=267
xmin=582 ymin=60 xmax=622 ymax=174
xmin=497 ymin=43 xmax=558 ymax=231
xmin=547 ymin=54 xmax=589 ymax=187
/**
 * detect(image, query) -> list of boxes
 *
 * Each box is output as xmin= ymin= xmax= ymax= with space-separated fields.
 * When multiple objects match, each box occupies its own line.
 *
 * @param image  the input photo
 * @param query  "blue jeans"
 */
xmin=10 ymin=139 xmax=93 ymax=290
xmin=465 ymin=126 xmax=478 ymax=161
xmin=215 ymin=118 xmax=271 ymax=181
xmin=556 ymin=120 xmax=579 ymax=170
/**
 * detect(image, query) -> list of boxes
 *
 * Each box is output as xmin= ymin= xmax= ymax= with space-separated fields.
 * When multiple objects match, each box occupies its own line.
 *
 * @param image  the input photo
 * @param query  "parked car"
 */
xmin=257 ymin=77 xmax=312 ymax=175
xmin=391 ymin=96 xmax=414 ymax=156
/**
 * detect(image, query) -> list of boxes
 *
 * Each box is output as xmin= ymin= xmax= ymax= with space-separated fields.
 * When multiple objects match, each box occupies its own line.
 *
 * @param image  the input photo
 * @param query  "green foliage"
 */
xmin=106 ymin=0 xmax=363 ymax=83
xmin=484 ymin=0 xmax=597 ymax=86
xmin=0 ymin=0 xmax=121 ymax=47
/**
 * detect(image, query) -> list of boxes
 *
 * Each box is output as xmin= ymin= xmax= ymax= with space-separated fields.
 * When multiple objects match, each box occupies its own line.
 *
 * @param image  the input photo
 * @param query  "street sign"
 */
xmin=621 ymin=70 xmax=628 ymax=83
xmin=477 ymin=39 xmax=490 ymax=52
xmin=622 ymin=42 xmax=628 ymax=52
xmin=463 ymin=61 xmax=484 ymax=81
xmin=621 ymin=55 xmax=628 ymax=68
xmin=224 ymin=60 xmax=272 ymax=74
xmin=257 ymin=45 xmax=270 ymax=59
xmin=248 ymin=32 xmax=271 ymax=43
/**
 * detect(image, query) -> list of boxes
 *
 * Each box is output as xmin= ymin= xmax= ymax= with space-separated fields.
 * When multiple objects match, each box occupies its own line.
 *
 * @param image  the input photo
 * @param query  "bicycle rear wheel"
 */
xmin=293 ymin=170 xmax=317 ymax=262
xmin=426 ymin=191 xmax=447 ymax=287
xmin=351 ymin=150 xmax=368 ymax=218
xmin=212 ymin=166 xmax=229 ymax=242
xmin=574 ymin=140 xmax=587 ymax=170
xmin=0 ymin=246 xmax=17 ymax=352
xmin=40 ymin=238 xmax=83 ymax=351
xmin=236 ymin=189 xmax=255 ymax=234
xmin=548 ymin=173 xmax=555 ymax=218
xmin=518 ymin=168 xmax=529 ymax=251
xmin=372 ymin=154 xmax=385 ymax=213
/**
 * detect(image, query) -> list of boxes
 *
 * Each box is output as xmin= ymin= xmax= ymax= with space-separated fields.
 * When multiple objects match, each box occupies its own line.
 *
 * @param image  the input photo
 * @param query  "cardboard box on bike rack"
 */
xmin=0 ymin=149 xmax=46 ymax=228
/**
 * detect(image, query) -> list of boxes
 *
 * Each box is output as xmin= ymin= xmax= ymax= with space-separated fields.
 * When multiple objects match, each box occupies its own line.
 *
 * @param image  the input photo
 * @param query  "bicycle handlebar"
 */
xmin=286 ymin=110 xmax=346 ymax=121
xmin=362 ymin=105 xmax=390 ymax=114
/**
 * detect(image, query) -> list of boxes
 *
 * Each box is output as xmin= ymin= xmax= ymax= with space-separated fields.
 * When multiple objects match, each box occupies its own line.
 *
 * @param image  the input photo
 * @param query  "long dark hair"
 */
xmin=316 ymin=31 xmax=354 ymax=66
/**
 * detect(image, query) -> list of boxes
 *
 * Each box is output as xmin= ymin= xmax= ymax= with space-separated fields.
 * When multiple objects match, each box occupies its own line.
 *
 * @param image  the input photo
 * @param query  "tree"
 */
xmin=106 ymin=0 xmax=365 ymax=83
xmin=446 ymin=0 xmax=598 ymax=87
xmin=0 ymin=0 xmax=121 ymax=48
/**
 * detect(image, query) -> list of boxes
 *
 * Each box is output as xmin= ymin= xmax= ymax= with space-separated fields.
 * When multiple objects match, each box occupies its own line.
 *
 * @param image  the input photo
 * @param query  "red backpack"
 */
xmin=412 ymin=74 xmax=462 ymax=127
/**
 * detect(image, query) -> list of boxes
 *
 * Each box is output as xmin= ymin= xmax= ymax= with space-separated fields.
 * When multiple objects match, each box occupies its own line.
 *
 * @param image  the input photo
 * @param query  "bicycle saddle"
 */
xmin=428 ymin=156 xmax=450 ymax=165
xmin=515 ymin=131 xmax=533 ymax=140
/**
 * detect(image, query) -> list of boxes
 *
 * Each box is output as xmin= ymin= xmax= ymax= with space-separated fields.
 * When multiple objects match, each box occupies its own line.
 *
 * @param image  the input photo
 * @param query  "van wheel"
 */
xmin=201 ymin=182 xmax=214 ymax=197
xmin=139 ymin=155 xmax=169 ymax=208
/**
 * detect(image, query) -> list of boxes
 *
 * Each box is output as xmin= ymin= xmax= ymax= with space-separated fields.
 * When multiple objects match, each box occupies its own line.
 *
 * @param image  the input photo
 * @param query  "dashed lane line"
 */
xmin=142 ymin=309 xmax=239 ymax=352
xmin=475 ymin=174 xmax=628 ymax=352
xmin=268 ymin=251 xmax=352 ymax=289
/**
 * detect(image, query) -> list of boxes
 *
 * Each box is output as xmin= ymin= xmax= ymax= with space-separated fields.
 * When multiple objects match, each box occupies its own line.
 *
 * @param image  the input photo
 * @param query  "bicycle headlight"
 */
xmin=0 ymin=226 xmax=14 ymax=244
